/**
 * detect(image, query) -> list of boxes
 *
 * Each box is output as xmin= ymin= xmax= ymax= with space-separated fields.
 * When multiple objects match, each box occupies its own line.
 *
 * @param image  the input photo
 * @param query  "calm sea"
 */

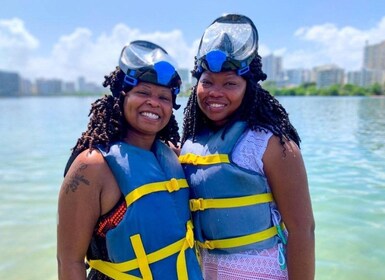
xmin=0 ymin=96 xmax=384 ymax=279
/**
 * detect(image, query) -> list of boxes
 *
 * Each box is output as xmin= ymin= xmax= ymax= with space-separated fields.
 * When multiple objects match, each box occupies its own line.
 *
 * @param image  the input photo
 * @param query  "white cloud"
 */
xmin=3 ymin=16 xmax=385 ymax=83
xmin=0 ymin=18 xmax=39 ymax=72
xmin=1 ymin=18 xmax=196 ymax=84
xmin=258 ymin=44 xmax=271 ymax=57
xmin=282 ymin=16 xmax=385 ymax=71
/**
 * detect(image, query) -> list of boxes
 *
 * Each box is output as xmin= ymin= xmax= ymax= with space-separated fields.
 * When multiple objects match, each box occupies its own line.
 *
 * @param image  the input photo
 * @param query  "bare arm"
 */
xmin=57 ymin=150 xmax=105 ymax=280
xmin=263 ymin=136 xmax=315 ymax=280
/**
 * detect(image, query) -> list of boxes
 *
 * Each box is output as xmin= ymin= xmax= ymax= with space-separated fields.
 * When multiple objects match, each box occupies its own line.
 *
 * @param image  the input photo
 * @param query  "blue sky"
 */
xmin=1 ymin=0 xmax=385 ymax=84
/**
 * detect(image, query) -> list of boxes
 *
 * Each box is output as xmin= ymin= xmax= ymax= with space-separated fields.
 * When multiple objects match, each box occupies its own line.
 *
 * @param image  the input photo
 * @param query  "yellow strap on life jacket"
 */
xmin=189 ymin=193 xmax=273 ymax=211
xmin=176 ymin=220 xmax=194 ymax=279
xmin=125 ymin=178 xmax=188 ymax=207
xmin=179 ymin=153 xmax=230 ymax=165
xmin=87 ymin=221 xmax=195 ymax=279
xmin=196 ymin=223 xmax=284 ymax=250
xmin=130 ymin=234 xmax=153 ymax=280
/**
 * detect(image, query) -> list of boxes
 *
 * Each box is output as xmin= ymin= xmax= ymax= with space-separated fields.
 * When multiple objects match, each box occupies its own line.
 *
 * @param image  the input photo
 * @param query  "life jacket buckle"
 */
xmin=189 ymin=198 xmax=204 ymax=211
xmin=166 ymin=178 xmax=180 ymax=192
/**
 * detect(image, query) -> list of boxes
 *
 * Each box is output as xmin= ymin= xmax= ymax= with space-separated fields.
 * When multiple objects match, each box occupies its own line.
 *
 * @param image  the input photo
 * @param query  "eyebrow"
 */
xmin=137 ymin=83 xmax=172 ymax=94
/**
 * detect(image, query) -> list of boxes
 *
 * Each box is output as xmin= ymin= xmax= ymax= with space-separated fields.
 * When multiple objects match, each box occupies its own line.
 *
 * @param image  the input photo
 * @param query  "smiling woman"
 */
xmin=122 ymin=83 xmax=174 ymax=148
xmin=180 ymin=14 xmax=315 ymax=280
xmin=56 ymin=40 xmax=203 ymax=280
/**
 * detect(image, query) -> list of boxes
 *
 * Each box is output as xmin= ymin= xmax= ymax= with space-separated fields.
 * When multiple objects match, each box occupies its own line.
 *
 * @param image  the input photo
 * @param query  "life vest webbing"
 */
xmin=87 ymin=221 xmax=195 ymax=279
xmin=131 ymin=234 xmax=153 ymax=279
xmin=179 ymin=153 xmax=229 ymax=165
xmin=196 ymin=223 xmax=285 ymax=250
xmin=190 ymin=193 xmax=273 ymax=211
xmin=125 ymin=178 xmax=188 ymax=207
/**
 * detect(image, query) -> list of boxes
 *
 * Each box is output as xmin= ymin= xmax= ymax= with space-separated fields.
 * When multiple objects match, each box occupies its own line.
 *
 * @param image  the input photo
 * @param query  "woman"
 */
xmin=57 ymin=40 xmax=203 ymax=280
xmin=180 ymin=14 xmax=315 ymax=279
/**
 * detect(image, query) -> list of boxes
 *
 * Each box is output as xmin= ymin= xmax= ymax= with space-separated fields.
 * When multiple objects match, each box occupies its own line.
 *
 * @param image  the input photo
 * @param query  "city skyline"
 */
xmin=1 ymin=1 xmax=385 ymax=84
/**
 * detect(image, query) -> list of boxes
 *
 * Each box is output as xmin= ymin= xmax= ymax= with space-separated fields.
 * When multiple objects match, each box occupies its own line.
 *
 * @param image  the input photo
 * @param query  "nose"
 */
xmin=208 ymin=85 xmax=224 ymax=97
xmin=146 ymin=96 xmax=160 ymax=107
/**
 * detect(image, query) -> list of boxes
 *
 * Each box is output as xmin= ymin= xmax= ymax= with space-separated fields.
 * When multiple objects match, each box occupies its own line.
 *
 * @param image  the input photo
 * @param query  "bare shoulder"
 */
xmin=264 ymin=135 xmax=302 ymax=162
xmin=263 ymin=135 xmax=306 ymax=183
xmin=62 ymin=149 xmax=107 ymax=195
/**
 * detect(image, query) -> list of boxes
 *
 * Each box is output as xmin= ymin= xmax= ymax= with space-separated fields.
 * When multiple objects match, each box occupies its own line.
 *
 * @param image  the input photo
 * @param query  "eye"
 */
xmin=159 ymin=95 xmax=172 ymax=102
xmin=224 ymin=81 xmax=238 ymax=88
xmin=135 ymin=90 xmax=150 ymax=96
xmin=200 ymin=79 xmax=212 ymax=87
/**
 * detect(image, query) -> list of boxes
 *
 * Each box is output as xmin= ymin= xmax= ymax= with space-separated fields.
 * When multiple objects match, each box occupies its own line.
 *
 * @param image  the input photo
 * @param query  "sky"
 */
xmin=1 ymin=0 xmax=385 ymax=84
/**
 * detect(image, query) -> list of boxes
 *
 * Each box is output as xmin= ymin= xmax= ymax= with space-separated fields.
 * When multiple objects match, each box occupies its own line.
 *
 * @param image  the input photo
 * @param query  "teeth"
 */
xmin=141 ymin=112 xmax=160 ymax=119
xmin=209 ymin=103 xmax=225 ymax=108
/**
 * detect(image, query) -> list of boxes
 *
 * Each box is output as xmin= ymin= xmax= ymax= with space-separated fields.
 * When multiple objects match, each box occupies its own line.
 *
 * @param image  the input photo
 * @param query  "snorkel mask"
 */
xmin=196 ymin=14 xmax=259 ymax=76
xmin=119 ymin=40 xmax=182 ymax=107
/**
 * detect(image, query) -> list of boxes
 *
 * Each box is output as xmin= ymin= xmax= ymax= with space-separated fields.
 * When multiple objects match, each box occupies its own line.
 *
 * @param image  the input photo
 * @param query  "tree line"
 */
xmin=263 ymin=82 xmax=384 ymax=96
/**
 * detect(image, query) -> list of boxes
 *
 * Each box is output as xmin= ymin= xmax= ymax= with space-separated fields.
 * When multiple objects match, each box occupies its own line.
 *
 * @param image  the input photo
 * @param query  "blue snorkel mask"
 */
xmin=196 ymin=14 xmax=259 ymax=76
xmin=119 ymin=40 xmax=182 ymax=97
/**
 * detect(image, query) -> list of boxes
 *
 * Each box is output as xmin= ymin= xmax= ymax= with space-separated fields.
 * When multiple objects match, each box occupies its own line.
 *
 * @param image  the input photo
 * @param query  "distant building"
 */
xmin=76 ymin=76 xmax=104 ymax=94
xmin=313 ymin=64 xmax=344 ymax=88
xmin=0 ymin=70 xmax=21 ymax=96
xmin=36 ymin=78 xmax=62 ymax=95
xmin=77 ymin=76 xmax=86 ymax=92
xmin=364 ymin=40 xmax=385 ymax=70
xmin=20 ymin=78 xmax=34 ymax=95
xmin=284 ymin=68 xmax=312 ymax=87
xmin=347 ymin=68 xmax=382 ymax=87
xmin=84 ymin=82 xmax=104 ymax=94
xmin=347 ymin=70 xmax=362 ymax=86
xmin=177 ymin=68 xmax=192 ymax=92
xmin=363 ymin=40 xmax=385 ymax=85
xmin=63 ymin=81 xmax=76 ymax=93
xmin=262 ymin=54 xmax=283 ymax=82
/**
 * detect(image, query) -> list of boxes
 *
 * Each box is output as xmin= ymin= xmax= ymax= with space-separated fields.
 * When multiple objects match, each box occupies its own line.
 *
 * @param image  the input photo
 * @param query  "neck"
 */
xmin=123 ymin=133 xmax=156 ymax=150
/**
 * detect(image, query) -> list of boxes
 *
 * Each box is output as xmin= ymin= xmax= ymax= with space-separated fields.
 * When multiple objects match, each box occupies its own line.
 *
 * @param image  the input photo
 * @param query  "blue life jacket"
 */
xmin=180 ymin=122 xmax=285 ymax=254
xmin=87 ymin=140 xmax=203 ymax=280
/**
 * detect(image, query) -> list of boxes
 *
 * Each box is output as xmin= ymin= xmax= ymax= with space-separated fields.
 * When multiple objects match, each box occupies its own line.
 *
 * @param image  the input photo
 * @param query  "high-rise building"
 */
xmin=363 ymin=41 xmax=385 ymax=85
xmin=36 ymin=78 xmax=62 ymax=95
xmin=363 ymin=40 xmax=385 ymax=70
xmin=262 ymin=54 xmax=283 ymax=82
xmin=284 ymin=68 xmax=312 ymax=87
xmin=313 ymin=64 xmax=344 ymax=88
xmin=20 ymin=78 xmax=34 ymax=95
xmin=347 ymin=68 xmax=380 ymax=87
xmin=77 ymin=76 xmax=86 ymax=92
xmin=177 ymin=68 xmax=192 ymax=92
xmin=0 ymin=70 xmax=21 ymax=96
xmin=63 ymin=81 xmax=76 ymax=93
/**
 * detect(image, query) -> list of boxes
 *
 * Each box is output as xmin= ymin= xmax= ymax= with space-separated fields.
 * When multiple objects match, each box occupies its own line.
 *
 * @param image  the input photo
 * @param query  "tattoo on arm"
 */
xmin=65 ymin=163 xmax=90 ymax=194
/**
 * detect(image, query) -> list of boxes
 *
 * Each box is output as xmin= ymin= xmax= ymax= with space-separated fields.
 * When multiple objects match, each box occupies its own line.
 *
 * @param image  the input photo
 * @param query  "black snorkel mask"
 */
xmin=119 ymin=40 xmax=182 ymax=109
xmin=196 ymin=14 xmax=259 ymax=76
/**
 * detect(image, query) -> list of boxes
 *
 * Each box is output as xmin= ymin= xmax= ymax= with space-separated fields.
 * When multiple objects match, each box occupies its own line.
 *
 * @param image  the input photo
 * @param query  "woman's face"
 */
xmin=123 ymin=82 xmax=173 ymax=138
xmin=197 ymin=70 xmax=247 ymax=126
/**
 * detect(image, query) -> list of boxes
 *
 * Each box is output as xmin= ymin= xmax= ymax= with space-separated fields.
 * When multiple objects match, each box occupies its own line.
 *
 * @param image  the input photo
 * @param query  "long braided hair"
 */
xmin=65 ymin=67 xmax=180 ymax=174
xmin=181 ymin=53 xmax=301 ymax=148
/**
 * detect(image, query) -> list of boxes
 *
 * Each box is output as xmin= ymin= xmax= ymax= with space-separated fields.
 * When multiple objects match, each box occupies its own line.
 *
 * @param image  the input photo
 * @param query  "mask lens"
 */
xmin=119 ymin=40 xmax=181 ymax=95
xmin=197 ymin=14 xmax=258 ymax=73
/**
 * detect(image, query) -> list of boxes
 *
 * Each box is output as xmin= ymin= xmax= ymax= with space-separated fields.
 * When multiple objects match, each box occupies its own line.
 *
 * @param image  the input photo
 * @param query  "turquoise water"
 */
xmin=0 ymin=96 xmax=384 ymax=279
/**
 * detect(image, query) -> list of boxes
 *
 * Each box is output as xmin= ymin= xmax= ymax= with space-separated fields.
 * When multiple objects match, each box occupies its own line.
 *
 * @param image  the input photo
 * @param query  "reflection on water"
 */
xmin=0 ymin=96 xmax=384 ymax=280
xmin=357 ymin=97 xmax=385 ymax=155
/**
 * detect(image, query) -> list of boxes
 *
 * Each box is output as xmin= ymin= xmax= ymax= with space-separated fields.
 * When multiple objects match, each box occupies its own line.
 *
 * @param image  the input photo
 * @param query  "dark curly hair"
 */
xmin=181 ymin=53 xmax=301 ymax=148
xmin=64 ymin=67 xmax=180 ymax=175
